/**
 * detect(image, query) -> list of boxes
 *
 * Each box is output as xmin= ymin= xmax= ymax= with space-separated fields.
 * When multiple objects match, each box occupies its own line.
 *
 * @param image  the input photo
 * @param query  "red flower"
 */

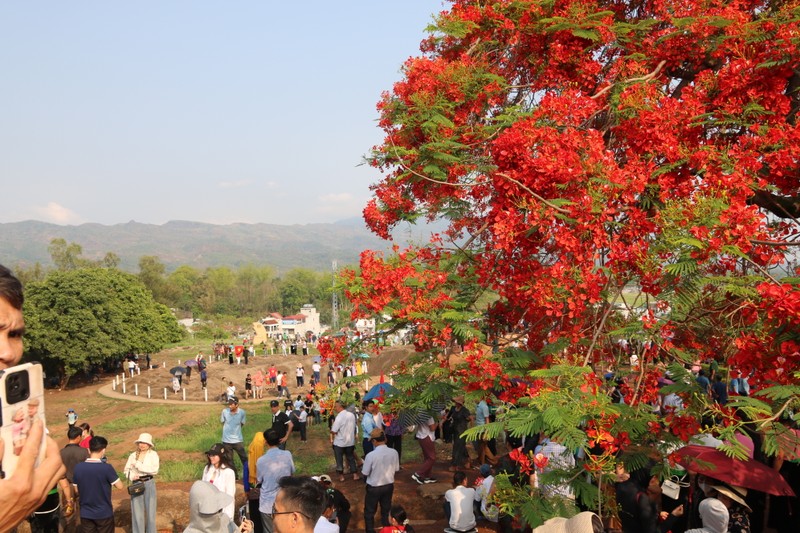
xmin=509 ymin=447 xmax=532 ymax=475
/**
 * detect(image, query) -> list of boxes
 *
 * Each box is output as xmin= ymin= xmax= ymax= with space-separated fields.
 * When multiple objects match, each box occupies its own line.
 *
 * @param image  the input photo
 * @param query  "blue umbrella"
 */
xmin=363 ymin=382 xmax=397 ymax=401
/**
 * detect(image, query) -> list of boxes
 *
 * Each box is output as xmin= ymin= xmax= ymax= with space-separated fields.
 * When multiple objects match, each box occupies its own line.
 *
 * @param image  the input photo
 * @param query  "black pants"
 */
xmin=386 ymin=434 xmax=402 ymax=461
xmin=249 ymin=497 xmax=264 ymax=533
xmin=337 ymin=510 xmax=352 ymax=533
xmin=364 ymin=483 xmax=393 ymax=533
xmin=452 ymin=432 xmax=469 ymax=467
xmin=223 ymin=441 xmax=247 ymax=473
xmin=29 ymin=491 xmax=59 ymax=533
xmin=79 ymin=517 xmax=115 ymax=533
xmin=362 ymin=437 xmax=375 ymax=457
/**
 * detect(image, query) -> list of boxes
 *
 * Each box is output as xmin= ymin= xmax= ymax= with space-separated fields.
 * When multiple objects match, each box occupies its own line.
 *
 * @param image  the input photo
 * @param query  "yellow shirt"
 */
xmin=248 ymin=432 xmax=266 ymax=486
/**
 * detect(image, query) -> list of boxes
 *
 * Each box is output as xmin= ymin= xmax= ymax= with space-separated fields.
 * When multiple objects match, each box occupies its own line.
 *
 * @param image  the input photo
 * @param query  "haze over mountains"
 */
xmin=0 ymin=218 xmax=421 ymax=272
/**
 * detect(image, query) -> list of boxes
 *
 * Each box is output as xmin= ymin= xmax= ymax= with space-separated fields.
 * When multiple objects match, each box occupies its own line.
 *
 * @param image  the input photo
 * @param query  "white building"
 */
xmin=255 ymin=304 xmax=322 ymax=341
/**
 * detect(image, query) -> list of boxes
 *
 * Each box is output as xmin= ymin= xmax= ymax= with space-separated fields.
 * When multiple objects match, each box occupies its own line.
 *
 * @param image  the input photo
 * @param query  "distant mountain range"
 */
xmin=0 ymin=218 xmax=403 ymax=272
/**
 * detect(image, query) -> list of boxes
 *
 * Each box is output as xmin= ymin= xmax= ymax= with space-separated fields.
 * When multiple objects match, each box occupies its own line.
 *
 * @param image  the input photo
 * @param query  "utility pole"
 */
xmin=331 ymin=260 xmax=339 ymax=332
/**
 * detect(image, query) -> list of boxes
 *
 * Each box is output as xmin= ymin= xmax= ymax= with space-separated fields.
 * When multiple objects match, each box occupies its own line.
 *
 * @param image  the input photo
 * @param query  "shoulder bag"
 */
xmin=127 ymin=480 xmax=146 ymax=496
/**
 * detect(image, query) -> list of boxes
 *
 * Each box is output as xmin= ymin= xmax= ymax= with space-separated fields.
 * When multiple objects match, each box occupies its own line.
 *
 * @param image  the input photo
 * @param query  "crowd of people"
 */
xmin=3 ymin=262 xmax=799 ymax=533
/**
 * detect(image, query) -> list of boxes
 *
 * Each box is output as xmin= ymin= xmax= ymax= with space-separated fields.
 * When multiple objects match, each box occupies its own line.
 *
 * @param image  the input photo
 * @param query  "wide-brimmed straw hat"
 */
xmin=532 ymin=512 xmax=600 ymax=533
xmin=712 ymin=484 xmax=751 ymax=512
xmin=135 ymin=433 xmax=155 ymax=448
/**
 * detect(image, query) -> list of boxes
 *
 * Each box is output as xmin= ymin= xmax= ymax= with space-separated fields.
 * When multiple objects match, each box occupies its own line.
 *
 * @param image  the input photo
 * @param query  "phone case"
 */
xmin=0 ymin=362 xmax=47 ymax=479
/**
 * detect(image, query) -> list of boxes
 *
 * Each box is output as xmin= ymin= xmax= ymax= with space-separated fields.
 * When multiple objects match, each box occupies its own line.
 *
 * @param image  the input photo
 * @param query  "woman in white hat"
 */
xmin=124 ymin=432 xmax=160 ymax=533
xmin=711 ymin=484 xmax=751 ymax=533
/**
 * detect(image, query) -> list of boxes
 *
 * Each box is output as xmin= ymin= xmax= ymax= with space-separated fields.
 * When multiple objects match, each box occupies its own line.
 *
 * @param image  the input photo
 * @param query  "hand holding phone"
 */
xmin=0 ymin=418 xmax=66 ymax=531
xmin=1 ymin=363 xmax=47 ymax=477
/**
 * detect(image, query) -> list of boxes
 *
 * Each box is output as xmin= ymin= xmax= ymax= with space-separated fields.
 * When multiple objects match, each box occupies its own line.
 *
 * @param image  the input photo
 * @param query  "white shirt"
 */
xmin=474 ymin=475 xmax=498 ymax=522
xmin=445 ymin=485 xmax=477 ymax=530
xmin=124 ymin=449 xmax=160 ymax=480
xmin=537 ymin=441 xmax=575 ymax=499
xmin=202 ymin=464 xmax=236 ymax=519
xmin=416 ymin=417 xmax=436 ymax=440
xmin=312 ymin=363 xmax=321 ymax=373
xmin=331 ymin=409 xmax=356 ymax=447
xmin=314 ymin=516 xmax=339 ymax=533
xmin=361 ymin=444 xmax=399 ymax=487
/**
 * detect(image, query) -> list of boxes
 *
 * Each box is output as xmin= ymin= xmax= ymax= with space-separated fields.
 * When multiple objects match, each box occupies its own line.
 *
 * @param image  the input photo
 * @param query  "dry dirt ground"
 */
xmin=27 ymin=345 xmax=501 ymax=533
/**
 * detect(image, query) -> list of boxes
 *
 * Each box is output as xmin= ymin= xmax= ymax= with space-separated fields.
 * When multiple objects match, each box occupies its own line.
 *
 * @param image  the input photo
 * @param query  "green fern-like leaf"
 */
xmin=754 ymin=384 xmax=800 ymax=401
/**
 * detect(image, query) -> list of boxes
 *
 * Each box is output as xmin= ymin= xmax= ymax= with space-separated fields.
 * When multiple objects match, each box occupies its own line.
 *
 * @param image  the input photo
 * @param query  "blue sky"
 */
xmin=0 ymin=1 xmax=443 ymax=226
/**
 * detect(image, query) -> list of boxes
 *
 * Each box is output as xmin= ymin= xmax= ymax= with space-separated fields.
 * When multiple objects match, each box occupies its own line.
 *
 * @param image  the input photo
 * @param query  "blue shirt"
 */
xmin=712 ymin=381 xmax=728 ymax=405
xmin=74 ymin=460 xmax=119 ymax=520
xmin=475 ymin=400 xmax=490 ymax=426
xmin=257 ymin=447 xmax=295 ymax=513
xmin=221 ymin=407 xmax=246 ymax=443
xmin=361 ymin=410 xmax=378 ymax=438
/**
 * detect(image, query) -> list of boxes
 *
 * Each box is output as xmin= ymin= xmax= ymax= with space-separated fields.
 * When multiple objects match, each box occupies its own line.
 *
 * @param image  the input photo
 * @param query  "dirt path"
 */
xmin=31 ymin=345 xmax=499 ymax=533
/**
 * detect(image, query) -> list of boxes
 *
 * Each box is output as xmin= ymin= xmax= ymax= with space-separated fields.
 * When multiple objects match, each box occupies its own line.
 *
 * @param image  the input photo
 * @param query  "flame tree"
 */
xmin=323 ymin=0 xmax=800 ymax=524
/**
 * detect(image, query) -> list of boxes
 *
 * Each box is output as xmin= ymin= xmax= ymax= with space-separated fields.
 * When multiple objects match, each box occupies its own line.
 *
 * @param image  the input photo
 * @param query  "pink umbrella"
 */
xmin=727 ymin=432 xmax=755 ymax=459
xmin=676 ymin=445 xmax=795 ymax=496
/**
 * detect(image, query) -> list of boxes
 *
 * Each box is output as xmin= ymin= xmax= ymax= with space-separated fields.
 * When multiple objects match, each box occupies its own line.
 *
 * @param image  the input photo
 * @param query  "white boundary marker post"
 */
xmin=182 ymin=389 xmax=186 ymax=401
xmin=164 ymin=388 xmax=168 ymax=399
xmin=147 ymin=386 xmax=151 ymax=399
xmin=204 ymin=389 xmax=208 ymax=402
xmin=134 ymin=384 xmax=139 ymax=396
xmin=122 ymin=381 xmax=126 ymax=394
xmin=112 ymin=380 xmax=116 ymax=391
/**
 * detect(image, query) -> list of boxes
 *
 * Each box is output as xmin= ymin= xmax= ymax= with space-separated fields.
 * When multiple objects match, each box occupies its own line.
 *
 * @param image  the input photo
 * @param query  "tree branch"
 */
xmin=591 ymin=60 xmax=667 ymax=100
xmin=494 ymin=172 xmax=570 ymax=214
xmin=748 ymin=189 xmax=800 ymax=220
xmin=750 ymin=239 xmax=800 ymax=246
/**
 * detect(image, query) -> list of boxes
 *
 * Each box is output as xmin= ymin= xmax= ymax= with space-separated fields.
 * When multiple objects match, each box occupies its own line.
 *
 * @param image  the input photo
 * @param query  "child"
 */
xmin=245 ymin=373 xmax=253 ymax=399
xmin=12 ymin=408 xmax=28 ymax=455
xmin=66 ymin=408 xmax=79 ymax=426
xmin=200 ymin=368 xmax=208 ymax=389
xmin=380 ymin=505 xmax=414 ymax=533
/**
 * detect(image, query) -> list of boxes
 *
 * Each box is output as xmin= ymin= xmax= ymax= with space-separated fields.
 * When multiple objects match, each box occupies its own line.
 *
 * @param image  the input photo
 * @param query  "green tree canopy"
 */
xmin=23 ymin=268 xmax=183 ymax=382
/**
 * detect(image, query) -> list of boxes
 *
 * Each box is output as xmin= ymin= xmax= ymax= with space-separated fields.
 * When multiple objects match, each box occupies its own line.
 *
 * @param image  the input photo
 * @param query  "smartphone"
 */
xmin=0 ymin=362 xmax=47 ymax=479
xmin=238 ymin=504 xmax=249 ymax=523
